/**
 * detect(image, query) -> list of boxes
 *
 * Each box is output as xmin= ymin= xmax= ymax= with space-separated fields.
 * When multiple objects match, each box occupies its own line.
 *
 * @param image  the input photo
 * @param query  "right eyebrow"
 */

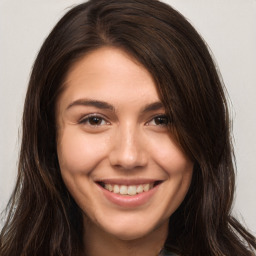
xmin=66 ymin=98 xmax=115 ymax=112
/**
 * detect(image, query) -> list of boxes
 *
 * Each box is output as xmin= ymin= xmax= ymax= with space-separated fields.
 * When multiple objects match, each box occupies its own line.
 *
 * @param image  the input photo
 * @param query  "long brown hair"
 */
xmin=1 ymin=0 xmax=255 ymax=255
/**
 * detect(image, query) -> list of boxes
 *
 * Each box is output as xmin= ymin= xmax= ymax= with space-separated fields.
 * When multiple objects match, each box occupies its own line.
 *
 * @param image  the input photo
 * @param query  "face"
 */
xmin=56 ymin=47 xmax=193 ymax=241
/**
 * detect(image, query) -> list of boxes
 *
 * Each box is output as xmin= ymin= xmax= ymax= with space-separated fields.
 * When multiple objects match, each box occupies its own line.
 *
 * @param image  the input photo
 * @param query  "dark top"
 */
xmin=159 ymin=248 xmax=177 ymax=256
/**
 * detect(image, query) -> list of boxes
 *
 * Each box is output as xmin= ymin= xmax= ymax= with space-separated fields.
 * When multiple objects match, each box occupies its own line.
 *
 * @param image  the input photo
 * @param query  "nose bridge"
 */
xmin=109 ymin=121 xmax=147 ymax=169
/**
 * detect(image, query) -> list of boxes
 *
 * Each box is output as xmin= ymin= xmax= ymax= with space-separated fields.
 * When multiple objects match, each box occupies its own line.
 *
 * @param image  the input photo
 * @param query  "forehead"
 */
xmin=58 ymin=47 xmax=160 ymax=109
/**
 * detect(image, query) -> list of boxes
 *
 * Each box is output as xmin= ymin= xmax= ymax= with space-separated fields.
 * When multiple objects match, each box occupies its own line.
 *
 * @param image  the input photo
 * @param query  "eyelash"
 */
xmin=79 ymin=113 xmax=170 ymax=128
xmin=146 ymin=115 xmax=169 ymax=126
xmin=78 ymin=114 xmax=110 ymax=126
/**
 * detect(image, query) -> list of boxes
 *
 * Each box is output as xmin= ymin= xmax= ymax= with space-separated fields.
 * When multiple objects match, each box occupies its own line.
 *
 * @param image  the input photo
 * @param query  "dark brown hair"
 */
xmin=1 ymin=0 xmax=255 ymax=255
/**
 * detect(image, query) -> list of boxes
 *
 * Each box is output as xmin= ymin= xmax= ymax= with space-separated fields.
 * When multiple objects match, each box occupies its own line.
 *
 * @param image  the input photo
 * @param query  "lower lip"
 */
xmin=97 ymin=184 xmax=160 ymax=208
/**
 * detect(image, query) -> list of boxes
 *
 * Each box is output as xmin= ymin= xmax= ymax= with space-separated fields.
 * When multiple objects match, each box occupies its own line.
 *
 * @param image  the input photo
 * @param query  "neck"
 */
xmin=83 ymin=217 xmax=169 ymax=256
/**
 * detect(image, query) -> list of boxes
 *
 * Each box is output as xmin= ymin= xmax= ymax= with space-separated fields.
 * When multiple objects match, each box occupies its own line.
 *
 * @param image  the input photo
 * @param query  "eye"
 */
xmin=79 ymin=114 xmax=109 ymax=126
xmin=147 ymin=115 xmax=169 ymax=126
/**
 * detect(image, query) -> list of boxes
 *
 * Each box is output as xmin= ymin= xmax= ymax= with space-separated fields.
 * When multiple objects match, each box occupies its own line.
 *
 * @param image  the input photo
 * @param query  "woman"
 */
xmin=0 ymin=0 xmax=255 ymax=255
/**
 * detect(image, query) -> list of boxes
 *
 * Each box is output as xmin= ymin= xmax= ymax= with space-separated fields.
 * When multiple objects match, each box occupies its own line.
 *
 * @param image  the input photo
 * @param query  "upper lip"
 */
xmin=95 ymin=179 xmax=163 ymax=186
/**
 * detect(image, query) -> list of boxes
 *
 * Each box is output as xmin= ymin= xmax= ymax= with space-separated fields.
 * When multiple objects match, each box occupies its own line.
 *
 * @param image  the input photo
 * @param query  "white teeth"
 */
xmin=104 ymin=183 xmax=154 ymax=195
xmin=105 ymin=184 xmax=113 ymax=192
xmin=113 ymin=185 xmax=120 ymax=193
xmin=143 ymin=184 xmax=150 ymax=192
xmin=120 ymin=185 xmax=128 ymax=195
xmin=136 ymin=185 xmax=143 ymax=194
xmin=127 ymin=185 xmax=137 ymax=195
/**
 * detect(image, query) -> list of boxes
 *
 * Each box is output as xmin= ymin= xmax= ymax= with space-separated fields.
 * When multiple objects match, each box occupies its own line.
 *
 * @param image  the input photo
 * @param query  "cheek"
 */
xmin=148 ymin=133 xmax=193 ymax=175
xmin=57 ymin=127 xmax=110 ymax=174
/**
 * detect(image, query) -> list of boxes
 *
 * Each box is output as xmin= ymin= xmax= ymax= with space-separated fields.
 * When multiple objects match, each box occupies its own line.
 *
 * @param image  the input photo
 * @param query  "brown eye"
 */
xmin=147 ymin=115 xmax=169 ymax=126
xmin=79 ymin=115 xmax=108 ymax=126
xmin=154 ymin=116 xmax=169 ymax=126
xmin=88 ymin=116 xmax=103 ymax=126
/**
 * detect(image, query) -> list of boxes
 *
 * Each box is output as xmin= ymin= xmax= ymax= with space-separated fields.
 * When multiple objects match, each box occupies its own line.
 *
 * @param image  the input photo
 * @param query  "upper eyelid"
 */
xmin=146 ymin=113 xmax=168 ymax=121
xmin=145 ymin=114 xmax=169 ymax=125
xmin=78 ymin=113 xmax=110 ymax=124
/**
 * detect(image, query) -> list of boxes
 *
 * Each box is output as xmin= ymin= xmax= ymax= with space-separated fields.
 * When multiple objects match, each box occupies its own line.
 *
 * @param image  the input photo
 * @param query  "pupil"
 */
xmin=89 ymin=117 xmax=101 ymax=125
xmin=155 ymin=116 xmax=168 ymax=125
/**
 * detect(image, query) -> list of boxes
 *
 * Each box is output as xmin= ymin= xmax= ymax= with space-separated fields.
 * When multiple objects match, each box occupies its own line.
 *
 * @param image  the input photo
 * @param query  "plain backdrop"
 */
xmin=0 ymin=0 xmax=255 ymax=233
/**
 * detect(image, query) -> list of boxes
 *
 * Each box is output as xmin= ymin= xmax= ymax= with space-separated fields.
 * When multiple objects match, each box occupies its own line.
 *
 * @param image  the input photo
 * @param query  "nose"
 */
xmin=109 ymin=123 xmax=148 ymax=170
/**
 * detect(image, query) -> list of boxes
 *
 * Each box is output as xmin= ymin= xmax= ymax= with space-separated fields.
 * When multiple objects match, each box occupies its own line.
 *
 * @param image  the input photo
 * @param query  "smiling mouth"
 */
xmin=97 ymin=181 xmax=163 ymax=196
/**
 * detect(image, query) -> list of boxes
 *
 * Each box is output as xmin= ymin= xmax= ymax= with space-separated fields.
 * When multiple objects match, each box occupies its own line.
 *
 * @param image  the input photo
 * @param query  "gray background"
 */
xmin=0 ymin=0 xmax=255 ymax=233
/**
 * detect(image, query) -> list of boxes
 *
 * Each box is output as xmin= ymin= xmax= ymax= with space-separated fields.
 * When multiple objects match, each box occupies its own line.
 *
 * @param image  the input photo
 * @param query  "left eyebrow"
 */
xmin=141 ymin=101 xmax=165 ymax=113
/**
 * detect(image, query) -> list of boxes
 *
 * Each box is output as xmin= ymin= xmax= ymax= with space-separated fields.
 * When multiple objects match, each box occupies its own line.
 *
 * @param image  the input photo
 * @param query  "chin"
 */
xmin=100 ymin=214 xmax=166 ymax=241
xmin=108 ymin=226 xmax=153 ymax=241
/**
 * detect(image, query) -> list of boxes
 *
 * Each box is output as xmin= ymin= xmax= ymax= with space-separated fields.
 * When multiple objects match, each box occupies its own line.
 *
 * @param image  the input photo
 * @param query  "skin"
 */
xmin=56 ymin=47 xmax=193 ymax=256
